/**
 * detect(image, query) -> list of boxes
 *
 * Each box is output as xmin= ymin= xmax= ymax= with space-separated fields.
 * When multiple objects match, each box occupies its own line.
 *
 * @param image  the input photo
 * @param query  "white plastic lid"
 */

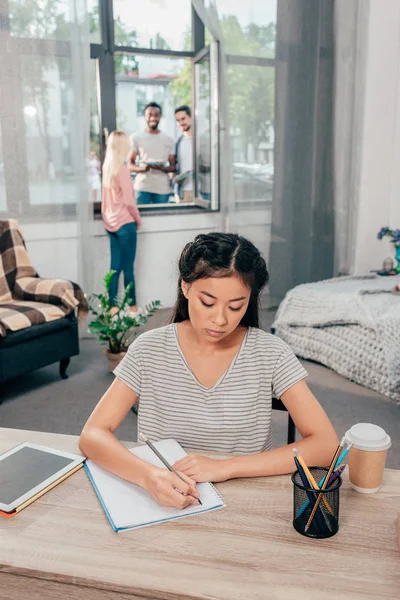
xmin=345 ymin=423 xmax=391 ymax=452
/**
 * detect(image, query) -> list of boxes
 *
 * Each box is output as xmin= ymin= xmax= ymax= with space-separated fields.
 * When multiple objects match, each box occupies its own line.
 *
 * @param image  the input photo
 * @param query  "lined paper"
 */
xmin=85 ymin=439 xmax=225 ymax=531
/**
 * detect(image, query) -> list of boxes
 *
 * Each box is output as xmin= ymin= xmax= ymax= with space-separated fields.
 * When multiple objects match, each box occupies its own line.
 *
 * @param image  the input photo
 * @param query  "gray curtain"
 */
xmin=268 ymin=0 xmax=335 ymax=305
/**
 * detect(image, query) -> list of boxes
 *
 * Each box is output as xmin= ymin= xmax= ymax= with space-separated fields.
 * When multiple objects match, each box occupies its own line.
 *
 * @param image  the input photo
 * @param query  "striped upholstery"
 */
xmin=0 ymin=220 xmax=88 ymax=337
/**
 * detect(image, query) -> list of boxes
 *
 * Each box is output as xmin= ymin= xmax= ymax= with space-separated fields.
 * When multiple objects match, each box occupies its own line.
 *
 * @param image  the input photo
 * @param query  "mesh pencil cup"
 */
xmin=291 ymin=467 xmax=342 ymax=539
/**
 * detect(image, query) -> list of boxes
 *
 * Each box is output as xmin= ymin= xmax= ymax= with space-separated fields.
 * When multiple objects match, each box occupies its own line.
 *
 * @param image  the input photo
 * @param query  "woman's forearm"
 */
xmin=223 ymin=433 xmax=339 ymax=480
xmin=79 ymin=427 xmax=153 ymax=488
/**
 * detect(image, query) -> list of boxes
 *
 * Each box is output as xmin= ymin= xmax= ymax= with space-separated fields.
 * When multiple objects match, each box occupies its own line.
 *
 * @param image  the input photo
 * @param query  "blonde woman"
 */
xmin=102 ymin=131 xmax=142 ymax=313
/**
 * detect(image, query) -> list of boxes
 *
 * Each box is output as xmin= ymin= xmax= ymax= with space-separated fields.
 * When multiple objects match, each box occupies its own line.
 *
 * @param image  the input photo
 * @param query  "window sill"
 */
xmin=93 ymin=201 xmax=216 ymax=218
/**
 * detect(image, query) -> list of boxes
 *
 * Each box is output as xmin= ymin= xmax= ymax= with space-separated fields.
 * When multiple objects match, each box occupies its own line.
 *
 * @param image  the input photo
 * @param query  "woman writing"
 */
xmin=102 ymin=131 xmax=142 ymax=313
xmin=80 ymin=233 xmax=338 ymax=508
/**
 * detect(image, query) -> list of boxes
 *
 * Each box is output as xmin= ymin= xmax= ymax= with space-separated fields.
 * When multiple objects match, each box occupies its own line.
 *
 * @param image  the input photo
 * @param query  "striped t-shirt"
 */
xmin=114 ymin=323 xmax=307 ymax=455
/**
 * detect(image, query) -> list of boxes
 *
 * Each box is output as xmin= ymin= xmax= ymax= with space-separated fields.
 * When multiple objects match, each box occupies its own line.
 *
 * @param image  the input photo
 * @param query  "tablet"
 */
xmin=0 ymin=442 xmax=85 ymax=512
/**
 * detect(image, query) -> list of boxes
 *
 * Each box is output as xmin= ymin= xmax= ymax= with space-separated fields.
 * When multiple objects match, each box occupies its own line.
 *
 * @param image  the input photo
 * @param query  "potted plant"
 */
xmin=377 ymin=227 xmax=400 ymax=273
xmin=88 ymin=271 xmax=160 ymax=372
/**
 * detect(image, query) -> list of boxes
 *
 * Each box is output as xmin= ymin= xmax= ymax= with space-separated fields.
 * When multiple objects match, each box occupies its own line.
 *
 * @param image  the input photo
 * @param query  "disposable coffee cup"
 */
xmin=345 ymin=423 xmax=391 ymax=493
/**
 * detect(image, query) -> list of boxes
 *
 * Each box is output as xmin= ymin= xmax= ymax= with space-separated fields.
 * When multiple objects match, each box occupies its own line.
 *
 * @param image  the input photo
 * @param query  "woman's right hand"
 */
xmin=143 ymin=466 xmax=201 ymax=509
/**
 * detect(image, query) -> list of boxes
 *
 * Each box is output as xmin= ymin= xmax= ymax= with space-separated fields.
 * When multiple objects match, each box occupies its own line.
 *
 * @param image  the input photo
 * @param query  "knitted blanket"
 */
xmin=273 ymin=275 xmax=400 ymax=403
xmin=0 ymin=219 xmax=88 ymax=337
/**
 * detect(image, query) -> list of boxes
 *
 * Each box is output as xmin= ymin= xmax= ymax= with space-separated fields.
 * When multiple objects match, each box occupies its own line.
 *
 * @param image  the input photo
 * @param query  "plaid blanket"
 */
xmin=0 ymin=219 xmax=88 ymax=337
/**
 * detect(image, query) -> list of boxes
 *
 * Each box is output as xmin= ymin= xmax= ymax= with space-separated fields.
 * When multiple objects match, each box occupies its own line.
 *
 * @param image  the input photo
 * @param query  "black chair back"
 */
xmin=272 ymin=397 xmax=296 ymax=444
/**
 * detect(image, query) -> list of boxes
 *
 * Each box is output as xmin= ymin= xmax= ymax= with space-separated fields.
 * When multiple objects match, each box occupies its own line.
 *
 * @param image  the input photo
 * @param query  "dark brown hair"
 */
xmin=170 ymin=232 xmax=269 ymax=328
xmin=174 ymin=105 xmax=191 ymax=117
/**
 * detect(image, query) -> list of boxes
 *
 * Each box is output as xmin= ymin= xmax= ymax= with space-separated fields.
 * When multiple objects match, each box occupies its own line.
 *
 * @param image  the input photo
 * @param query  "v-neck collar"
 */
xmin=173 ymin=323 xmax=249 ymax=392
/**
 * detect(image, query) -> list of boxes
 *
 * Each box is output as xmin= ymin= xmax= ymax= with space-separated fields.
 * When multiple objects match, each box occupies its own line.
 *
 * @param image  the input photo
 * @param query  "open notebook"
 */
xmin=84 ymin=439 xmax=225 ymax=532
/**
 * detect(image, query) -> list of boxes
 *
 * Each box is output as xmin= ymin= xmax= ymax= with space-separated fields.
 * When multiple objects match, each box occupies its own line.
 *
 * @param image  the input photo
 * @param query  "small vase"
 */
xmin=105 ymin=349 xmax=126 ymax=372
xmin=395 ymin=244 xmax=400 ymax=273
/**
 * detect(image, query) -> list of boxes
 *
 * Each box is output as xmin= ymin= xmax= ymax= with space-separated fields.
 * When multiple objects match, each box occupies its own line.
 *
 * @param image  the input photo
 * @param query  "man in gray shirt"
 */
xmin=129 ymin=102 xmax=176 ymax=205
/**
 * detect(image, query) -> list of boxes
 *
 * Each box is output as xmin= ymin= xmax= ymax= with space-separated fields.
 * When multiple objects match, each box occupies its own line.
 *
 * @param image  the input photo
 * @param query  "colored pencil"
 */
xmin=293 ymin=454 xmax=327 ymax=530
xmin=294 ymin=450 xmax=332 ymax=514
xmin=297 ymin=443 xmax=352 ymax=517
xmin=326 ymin=464 xmax=346 ymax=487
xmin=304 ymin=438 xmax=346 ymax=532
xmin=333 ymin=442 xmax=353 ymax=470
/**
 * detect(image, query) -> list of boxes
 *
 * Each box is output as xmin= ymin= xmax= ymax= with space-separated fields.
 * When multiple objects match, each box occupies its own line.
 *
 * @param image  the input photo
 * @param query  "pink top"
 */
xmin=101 ymin=165 xmax=142 ymax=232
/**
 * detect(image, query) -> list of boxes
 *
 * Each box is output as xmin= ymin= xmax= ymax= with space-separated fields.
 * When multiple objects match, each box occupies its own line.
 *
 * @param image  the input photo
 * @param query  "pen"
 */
xmin=139 ymin=433 xmax=202 ymax=505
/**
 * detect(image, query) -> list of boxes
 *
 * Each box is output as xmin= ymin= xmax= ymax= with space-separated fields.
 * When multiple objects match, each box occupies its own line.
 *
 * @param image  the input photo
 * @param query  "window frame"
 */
xmin=92 ymin=0 xmax=204 ymax=216
xmin=0 ymin=1 xmax=278 ymax=221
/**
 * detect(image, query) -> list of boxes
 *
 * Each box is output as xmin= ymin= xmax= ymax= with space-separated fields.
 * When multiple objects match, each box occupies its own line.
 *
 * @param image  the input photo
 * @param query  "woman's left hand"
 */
xmin=173 ymin=455 xmax=230 ymax=483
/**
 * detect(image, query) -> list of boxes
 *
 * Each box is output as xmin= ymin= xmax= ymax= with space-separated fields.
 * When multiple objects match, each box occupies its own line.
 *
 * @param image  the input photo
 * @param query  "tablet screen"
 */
xmin=0 ymin=446 xmax=75 ymax=506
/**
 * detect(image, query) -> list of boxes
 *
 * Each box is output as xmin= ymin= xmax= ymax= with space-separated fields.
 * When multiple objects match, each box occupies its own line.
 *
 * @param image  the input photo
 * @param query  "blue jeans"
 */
xmin=200 ymin=192 xmax=211 ymax=201
xmin=107 ymin=222 xmax=137 ymax=306
xmin=136 ymin=191 xmax=171 ymax=205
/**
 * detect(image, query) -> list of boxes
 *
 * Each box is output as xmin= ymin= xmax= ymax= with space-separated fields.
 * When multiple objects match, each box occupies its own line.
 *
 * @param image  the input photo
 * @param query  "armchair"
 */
xmin=0 ymin=219 xmax=88 ymax=388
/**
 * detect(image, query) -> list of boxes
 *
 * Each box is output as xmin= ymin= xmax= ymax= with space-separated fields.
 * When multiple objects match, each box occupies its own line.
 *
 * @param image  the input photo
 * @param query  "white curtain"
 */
xmin=0 ymin=0 xmax=92 ymax=293
xmin=333 ymin=0 xmax=368 ymax=275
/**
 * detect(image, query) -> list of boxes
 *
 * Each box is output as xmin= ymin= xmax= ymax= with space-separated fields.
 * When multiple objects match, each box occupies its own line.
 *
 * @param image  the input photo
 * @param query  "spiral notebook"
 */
xmin=84 ymin=439 xmax=226 ymax=532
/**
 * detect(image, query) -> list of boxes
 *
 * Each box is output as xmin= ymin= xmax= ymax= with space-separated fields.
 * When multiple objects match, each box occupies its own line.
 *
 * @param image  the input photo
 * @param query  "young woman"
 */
xmin=102 ymin=131 xmax=142 ymax=313
xmin=80 ymin=233 xmax=338 ymax=509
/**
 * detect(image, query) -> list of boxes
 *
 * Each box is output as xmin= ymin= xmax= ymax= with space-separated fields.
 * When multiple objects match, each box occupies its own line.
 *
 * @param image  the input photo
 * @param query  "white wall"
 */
xmin=21 ymin=215 xmax=221 ymax=308
xmin=93 ymin=211 xmax=224 ymax=307
xmin=349 ymin=0 xmax=400 ymax=273
xmin=22 ymin=222 xmax=80 ymax=284
xmin=20 ymin=206 xmax=271 ymax=309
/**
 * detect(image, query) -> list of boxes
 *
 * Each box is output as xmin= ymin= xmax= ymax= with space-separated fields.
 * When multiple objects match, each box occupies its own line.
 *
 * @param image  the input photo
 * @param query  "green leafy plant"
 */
xmin=88 ymin=271 xmax=161 ymax=354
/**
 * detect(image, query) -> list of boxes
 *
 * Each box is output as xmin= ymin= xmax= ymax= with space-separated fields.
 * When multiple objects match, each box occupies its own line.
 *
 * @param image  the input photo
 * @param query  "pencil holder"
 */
xmin=291 ymin=467 xmax=342 ymax=539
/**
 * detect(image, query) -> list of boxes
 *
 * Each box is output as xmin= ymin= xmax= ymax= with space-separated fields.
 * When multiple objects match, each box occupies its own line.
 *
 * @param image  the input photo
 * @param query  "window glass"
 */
xmin=9 ymin=0 xmax=76 ymax=41
xmin=89 ymin=60 xmax=101 ymax=203
xmin=195 ymin=54 xmax=211 ymax=203
xmin=115 ymin=55 xmax=191 ymax=139
xmin=113 ymin=0 xmax=192 ymax=51
xmin=227 ymin=64 xmax=274 ymax=206
xmin=90 ymin=61 xmax=100 ymax=156
xmin=20 ymin=54 xmax=77 ymax=206
xmin=88 ymin=0 xmax=101 ymax=44
xmin=206 ymin=0 xmax=276 ymax=57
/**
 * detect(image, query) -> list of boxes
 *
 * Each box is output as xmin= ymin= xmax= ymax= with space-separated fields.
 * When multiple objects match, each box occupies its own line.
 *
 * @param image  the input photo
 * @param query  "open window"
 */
xmin=193 ymin=41 xmax=219 ymax=210
xmin=88 ymin=1 xmax=221 ymax=215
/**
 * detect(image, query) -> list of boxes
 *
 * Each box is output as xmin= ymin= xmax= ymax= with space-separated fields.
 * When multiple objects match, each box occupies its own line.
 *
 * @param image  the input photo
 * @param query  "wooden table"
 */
xmin=0 ymin=428 xmax=399 ymax=600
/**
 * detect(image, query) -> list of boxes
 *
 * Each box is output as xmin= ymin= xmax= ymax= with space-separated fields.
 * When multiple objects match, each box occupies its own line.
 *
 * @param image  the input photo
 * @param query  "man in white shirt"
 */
xmin=129 ymin=102 xmax=175 ymax=204
xmin=174 ymin=105 xmax=193 ymax=203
